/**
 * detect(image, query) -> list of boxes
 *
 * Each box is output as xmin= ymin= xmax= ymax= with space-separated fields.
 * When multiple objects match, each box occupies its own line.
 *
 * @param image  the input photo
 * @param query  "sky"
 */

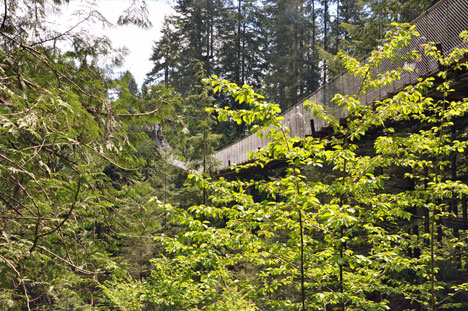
xmin=57 ymin=0 xmax=174 ymax=86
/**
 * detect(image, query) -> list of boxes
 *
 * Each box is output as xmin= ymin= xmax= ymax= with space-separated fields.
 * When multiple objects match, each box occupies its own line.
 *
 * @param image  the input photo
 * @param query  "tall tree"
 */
xmin=342 ymin=0 xmax=435 ymax=55
xmin=262 ymin=0 xmax=321 ymax=110
xmin=147 ymin=0 xmax=225 ymax=94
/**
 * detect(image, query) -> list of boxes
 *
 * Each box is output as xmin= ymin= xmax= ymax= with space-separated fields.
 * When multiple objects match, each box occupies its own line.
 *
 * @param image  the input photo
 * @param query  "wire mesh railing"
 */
xmin=215 ymin=0 xmax=468 ymax=170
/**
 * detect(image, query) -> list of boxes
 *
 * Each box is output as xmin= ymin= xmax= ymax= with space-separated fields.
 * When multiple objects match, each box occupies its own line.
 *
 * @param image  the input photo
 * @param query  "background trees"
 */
xmin=147 ymin=0 xmax=439 ymax=148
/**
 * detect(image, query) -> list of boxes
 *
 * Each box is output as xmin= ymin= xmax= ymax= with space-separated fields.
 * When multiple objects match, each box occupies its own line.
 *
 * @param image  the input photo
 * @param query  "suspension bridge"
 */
xmin=213 ymin=0 xmax=468 ymax=170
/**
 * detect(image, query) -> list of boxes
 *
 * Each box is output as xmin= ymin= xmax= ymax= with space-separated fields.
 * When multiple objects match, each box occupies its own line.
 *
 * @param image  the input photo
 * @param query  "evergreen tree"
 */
xmin=343 ymin=0 xmax=435 ymax=55
xmin=0 ymin=1 xmax=180 ymax=309
xmin=147 ymin=16 xmax=183 ymax=88
xmin=147 ymin=0 xmax=225 ymax=94
xmin=218 ymin=0 xmax=265 ymax=87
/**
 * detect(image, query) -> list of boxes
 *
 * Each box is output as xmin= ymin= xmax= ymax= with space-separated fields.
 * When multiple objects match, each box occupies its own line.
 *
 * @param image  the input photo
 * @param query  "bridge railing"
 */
xmin=215 ymin=0 xmax=468 ymax=169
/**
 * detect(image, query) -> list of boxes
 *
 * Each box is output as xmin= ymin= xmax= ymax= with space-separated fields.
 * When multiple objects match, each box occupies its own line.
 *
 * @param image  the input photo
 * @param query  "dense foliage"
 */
xmin=144 ymin=25 xmax=468 ymax=310
xmin=0 ymin=0 xmax=178 ymax=309
xmin=1 ymin=0 xmax=468 ymax=311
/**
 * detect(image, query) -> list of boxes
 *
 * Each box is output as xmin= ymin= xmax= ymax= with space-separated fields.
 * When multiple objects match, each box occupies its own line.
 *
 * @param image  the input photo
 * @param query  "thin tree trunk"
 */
xmin=237 ymin=0 xmax=242 ymax=84
xmin=323 ymin=0 xmax=328 ymax=83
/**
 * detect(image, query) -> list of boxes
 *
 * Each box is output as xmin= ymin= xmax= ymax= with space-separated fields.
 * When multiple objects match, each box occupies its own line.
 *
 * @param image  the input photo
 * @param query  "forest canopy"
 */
xmin=1 ymin=0 xmax=468 ymax=311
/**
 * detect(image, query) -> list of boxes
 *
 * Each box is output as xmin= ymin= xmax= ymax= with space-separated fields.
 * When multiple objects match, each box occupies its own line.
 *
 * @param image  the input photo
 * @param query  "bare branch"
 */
xmin=30 ymin=12 xmax=94 ymax=47
xmin=82 ymin=142 xmax=139 ymax=171
xmin=117 ymin=107 xmax=161 ymax=117
xmin=0 ymin=0 xmax=7 ymax=31
xmin=0 ymin=254 xmax=31 ymax=311
xmin=38 ymin=246 xmax=105 ymax=275
xmin=0 ymin=163 xmax=40 ymax=215
xmin=0 ymin=32 xmax=101 ymax=102
xmin=0 ymin=152 xmax=51 ymax=202
xmin=30 ymin=177 xmax=81 ymax=252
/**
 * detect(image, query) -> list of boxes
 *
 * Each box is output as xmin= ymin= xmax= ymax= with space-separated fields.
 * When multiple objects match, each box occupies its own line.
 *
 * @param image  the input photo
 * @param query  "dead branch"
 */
xmin=30 ymin=177 xmax=81 ymax=252
xmin=0 ymin=254 xmax=32 ymax=311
